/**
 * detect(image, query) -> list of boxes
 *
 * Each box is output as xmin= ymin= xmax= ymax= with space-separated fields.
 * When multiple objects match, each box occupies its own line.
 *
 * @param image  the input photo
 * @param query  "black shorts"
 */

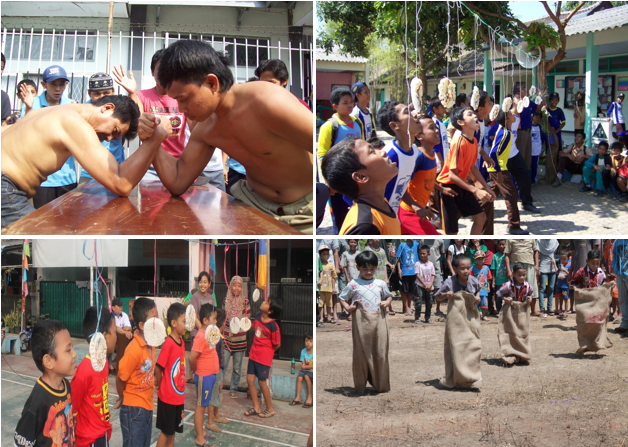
xmin=89 ymin=434 xmax=109 ymax=447
xmin=156 ymin=398 xmax=184 ymax=436
xmin=247 ymin=359 xmax=271 ymax=380
xmin=439 ymin=184 xmax=484 ymax=235
xmin=400 ymin=275 xmax=417 ymax=295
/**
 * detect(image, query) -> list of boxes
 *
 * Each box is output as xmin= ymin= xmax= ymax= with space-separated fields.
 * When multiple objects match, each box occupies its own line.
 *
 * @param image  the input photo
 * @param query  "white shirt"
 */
xmin=351 ymin=105 xmax=374 ymax=139
xmin=509 ymin=115 xmax=520 ymax=159
xmin=531 ymin=124 xmax=543 ymax=156
xmin=384 ymin=140 xmax=419 ymax=213
xmin=433 ymin=117 xmax=450 ymax=171
xmin=113 ymin=311 xmax=131 ymax=329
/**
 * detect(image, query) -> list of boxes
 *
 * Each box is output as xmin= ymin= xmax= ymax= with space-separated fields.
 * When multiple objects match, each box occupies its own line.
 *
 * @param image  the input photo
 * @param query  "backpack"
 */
xmin=330 ymin=116 xmax=364 ymax=145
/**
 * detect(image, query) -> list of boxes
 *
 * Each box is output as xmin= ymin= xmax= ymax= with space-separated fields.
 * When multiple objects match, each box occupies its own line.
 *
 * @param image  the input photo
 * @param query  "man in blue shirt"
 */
xmin=613 ymin=239 xmax=628 ymax=336
xmin=396 ymin=239 xmax=420 ymax=314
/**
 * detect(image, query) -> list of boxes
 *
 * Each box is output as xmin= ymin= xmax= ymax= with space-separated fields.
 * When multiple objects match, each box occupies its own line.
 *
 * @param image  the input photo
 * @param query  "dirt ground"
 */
xmin=316 ymin=298 xmax=628 ymax=447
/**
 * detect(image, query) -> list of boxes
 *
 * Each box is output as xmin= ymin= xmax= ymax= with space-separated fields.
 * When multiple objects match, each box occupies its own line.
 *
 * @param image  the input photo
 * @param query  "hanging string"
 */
xmin=456 ymin=0 xmax=463 ymax=77
xmin=446 ymin=0 xmax=451 ymax=79
xmin=404 ymin=1 xmax=411 ymax=148
xmin=153 ymin=240 xmax=157 ymax=329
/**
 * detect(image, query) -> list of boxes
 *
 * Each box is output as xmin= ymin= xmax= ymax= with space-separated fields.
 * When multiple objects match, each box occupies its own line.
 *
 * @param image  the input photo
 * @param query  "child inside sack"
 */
xmin=244 ymin=296 xmax=282 ymax=419
xmin=14 ymin=320 xmax=77 ymax=447
xmin=571 ymin=250 xmax=606 ymax=290
xmin=496 ymin=262 xmax=535 ymax=305
xmin=114 ymin=297 xmax=157 ymax=447
xmin=290 ymin=332 xmax=314 ymax=408
xmin=71 ymin=307 xmax=117 ymax=447
xmin=339 ymin=250 xmax=393 ymax=394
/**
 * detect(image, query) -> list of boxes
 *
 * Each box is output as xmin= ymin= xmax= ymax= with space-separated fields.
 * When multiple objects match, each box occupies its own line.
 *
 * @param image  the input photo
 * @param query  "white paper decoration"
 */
xmin=489 ymin=104 xmax=500 ymax=122
xmin=534 ymin=96 xmax=543 ymax=105
xmin=529 ymin=86 xmax=536 ymax=97
xmin=410 ymin=77 xmax=423 ymax=112
xmin=541 ymin=105 xmax=548 ymax=113
xmin=523 ymin=96 xmax=530 ymax=108
xmin=438 ymin=78 xmax=456 ymax=109
xmin=470 ymin=86 xmax=480 ymax=110
xmin=253 ymin=289 xmax=260 ymax=302
xmin=89 ymin=332 xmax=107 ymax=372
xmin=144 ymin=317 xmax=167 ymax=347
xmin=502 ymin=97 xmax=513 ymax=114
xmin=185 ymin=305 xmax=196 ymax=332
xmin=205 ymin=324 xmax=221 ymax=347
xmin=239 ymin=317 xmax=251 ymax=332
xmin=230 ymin=316 xmax=241 ymax=334
xmin=517 ymin=99 xmax=525 ymax=114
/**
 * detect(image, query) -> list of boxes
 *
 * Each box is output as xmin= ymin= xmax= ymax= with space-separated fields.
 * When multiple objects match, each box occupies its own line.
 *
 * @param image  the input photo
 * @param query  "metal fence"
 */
xmin=1 ymin=27 xmax=313 ymax=117
xmin=118 ymin=279 xmax=189 ymax=298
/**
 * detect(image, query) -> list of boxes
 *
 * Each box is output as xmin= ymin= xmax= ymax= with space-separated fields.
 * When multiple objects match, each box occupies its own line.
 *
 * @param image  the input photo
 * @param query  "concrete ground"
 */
xmin=2 ymin=345 xmax=312 ymax=447
xmin=316 ymin=131 xmax=626 ymax=235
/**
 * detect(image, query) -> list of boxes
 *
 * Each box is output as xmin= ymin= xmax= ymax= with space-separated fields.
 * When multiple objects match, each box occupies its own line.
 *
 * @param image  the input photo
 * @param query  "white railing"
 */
xmin=2 ymin=27 xmax=313 ymax=114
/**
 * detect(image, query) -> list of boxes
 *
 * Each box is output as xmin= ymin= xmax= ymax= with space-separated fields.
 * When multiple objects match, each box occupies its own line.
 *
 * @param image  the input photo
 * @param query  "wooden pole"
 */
xmin=107 ymin=1 xmax=114 ymax=73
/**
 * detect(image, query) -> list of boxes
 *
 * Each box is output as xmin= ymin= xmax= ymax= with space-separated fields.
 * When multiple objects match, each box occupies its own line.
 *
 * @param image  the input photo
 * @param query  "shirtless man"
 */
xmin=1 ymin=95 xmax=171 ymax=228
xmin=137 ymin=40 xmax=313 ymax=233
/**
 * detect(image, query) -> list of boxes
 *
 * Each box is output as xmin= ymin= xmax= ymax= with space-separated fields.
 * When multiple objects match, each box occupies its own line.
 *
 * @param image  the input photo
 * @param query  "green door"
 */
xmin=40 ymin=282 xmax=104 ymax=337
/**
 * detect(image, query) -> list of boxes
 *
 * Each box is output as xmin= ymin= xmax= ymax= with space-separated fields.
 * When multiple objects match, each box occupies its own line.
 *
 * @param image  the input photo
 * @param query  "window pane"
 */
xmin=554 ymin=60 xmax=579 ymax=73
xmin=599 ymin=58 xmax=609 ymax=72
xmin=610 ymin=56 xmax=628 ymax=71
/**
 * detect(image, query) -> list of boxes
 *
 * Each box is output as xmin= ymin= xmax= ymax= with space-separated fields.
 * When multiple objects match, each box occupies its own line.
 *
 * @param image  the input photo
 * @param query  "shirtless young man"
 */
xmin=1 ymin=95 xmax=171 ymax=228
xmin=138 ymin=40 xmax=314 ymax=233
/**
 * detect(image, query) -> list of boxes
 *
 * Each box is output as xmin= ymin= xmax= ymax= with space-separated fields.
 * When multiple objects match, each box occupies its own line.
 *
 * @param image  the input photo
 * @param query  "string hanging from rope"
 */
xmin=404 ymin=0 xmax=411 ymax=148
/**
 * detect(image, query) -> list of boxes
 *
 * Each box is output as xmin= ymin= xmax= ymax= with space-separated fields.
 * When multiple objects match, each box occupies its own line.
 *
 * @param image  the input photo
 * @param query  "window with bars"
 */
xmin=3 ymin=32 xmax=97 ymax=63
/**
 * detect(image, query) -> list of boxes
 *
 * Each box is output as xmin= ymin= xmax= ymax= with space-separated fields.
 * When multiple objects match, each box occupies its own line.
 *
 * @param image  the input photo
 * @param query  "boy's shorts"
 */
xmin=247 ymin=359 xmax=271 ymax=380
xmin=400 ymin=275 xmax=418 ymax=294
xmin=319 ymin=291 xmax=333 ymax=307
xmin=208 ymin=369 xmax=224 ymax=408
xmin=89 ymin=434 xmax=109 ymax=447
xmin=297 ymin=369 xmax=313 ymax=381
xmin=479 ymin=295 xmax=488 ymax=309
xmin=156 ymin=398 xmax=184 ymax=436
xmin=438 ymin=185 xmax=484 ymax=235
xmin=194 ymin=373 xmax=217 ymax=407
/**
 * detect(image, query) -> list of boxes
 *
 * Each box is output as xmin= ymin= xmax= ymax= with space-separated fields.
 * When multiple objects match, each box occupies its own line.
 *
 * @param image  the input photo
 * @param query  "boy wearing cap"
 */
xmin=19 ymin=65 xmax=80 ymax=208
xmin=80 ymin=73 xmax=126 ymax=184
xmin=545 ymin=92 xmax=566 ymax=185
xmin=351 ymin=82 xmax=376 ymax=140
xmin=607 ymin=93 xmax=625 ymax=149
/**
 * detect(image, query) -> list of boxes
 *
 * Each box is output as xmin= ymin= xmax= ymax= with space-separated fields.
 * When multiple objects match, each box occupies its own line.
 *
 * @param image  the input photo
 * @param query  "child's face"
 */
xmin=205 ymin=311 xmax=217 ymax=327
xmin=353 ymin=139 xmax=398 ymax=186
xmin=348 ymin=240 xmax=358 ymax=251
xmin=259 ymin=70 xmax=288 ymax=88
xmin=457 ymin=259 xmax=471 ymax=280
xmin=41 ymin=79 xmax=68 ymax=101
xmin=587 ymin=258 xmax=601 ymax=271
xmin=612 ymin=147 xmax=622 ymax=157
xmin=333 ymin=93 xmax=354 ymax=117
xmin=505 ymin=109 xmax=516 ymax=129
xmin=434 ymin=104 xmax=445 ymax=117
xmin=419 ymin=249 xmax=429 ymax=263
xmin=319 ymin=249 xmax=330 ymax=262
xmin=89 ymin=88 xmax=116 ymax=102
xmin=260 ymin=299 xmax=270 ymax=313
xmin=356 ymin=86 xmax=371 ymax=104
xmin=231 ymin=280 xmax=242 ymax=296
xmin=48 ymin=329 xmax=77 ymax=376
xmin=455 ymin=239 xmax=464 ymax=246
xmin=598 ymin=145 xmax=607 ymax=156
xmin=199 ymin=276 xmax=210 ymax=293
xmin=105 ymin=319 xmax=117 ymax=354
xmin=574 ymin=133 xmax=584 ymax=145
xmin=171 ymin=312 xmax=187 ymax=336
xmin=139 ymin=307 xmax=157 ymax=331
xmin=357 ymin=263 xmax=377 ymax=280
xmin=474 ymin=256 xmax=485 ymax=267
xmin=391 ymin=103 xmax=422 ymax=139
xmin=513 ymin=268 xmax=527 ymax=285
xmin=497 ymin=241 xmax=506 ymax=253
xmin=617 ymin=96 xmax=623 ymax=104
xmin=305 ymin=337 xmax=313 ymax=350
xmin=18 ymin=85 xmax=37 ymax=100
xmin=477 ymin=96 xmax=494 ymax=119
xmin=370 ymin=239 xmax=380 ymax=248
xmin=560 ymin=254 xmax=569 ymax=264
xmin=532 ymin=114 xmax=541 ymax=126
xmin=418 ymin=117 xmax=441 ymax=146
xmin=458 ymin=109 xmax=480 ymax=131
xmin=550 ymin=97 xmax=559 ymax=107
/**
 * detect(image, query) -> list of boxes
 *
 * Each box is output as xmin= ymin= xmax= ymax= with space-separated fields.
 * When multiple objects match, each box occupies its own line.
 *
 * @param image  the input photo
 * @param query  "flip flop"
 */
xmin=204 ymin=432 xmax=216 ymax=440
xmin=205 ymin=424 xmax=221 ymax=433
xmin=302 ymin=402 xmax=313 ymax=408
xmin=388 ymin=311 xmax=396 ymax=316
xmin=290 ymin=399 xmax=301 ymax=406
xmin=258 ymin=409 xmax=275 ymax=418
xmin=214 ymin=417 xmax=229 ymax=424
xmin=244 ymin=408 xmax=260 ymax=416
xmin=195 ymin=442 xmax=213 ymax=447
xmin=230 ymin=392 xmax=238 ymax=399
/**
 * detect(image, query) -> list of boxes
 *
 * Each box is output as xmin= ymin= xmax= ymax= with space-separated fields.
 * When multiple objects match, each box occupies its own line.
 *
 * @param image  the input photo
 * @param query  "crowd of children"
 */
xmin=13 ymin=274 xmax=291 ymax=447
xmin=317 ymin=83 xmax=628 ymax=235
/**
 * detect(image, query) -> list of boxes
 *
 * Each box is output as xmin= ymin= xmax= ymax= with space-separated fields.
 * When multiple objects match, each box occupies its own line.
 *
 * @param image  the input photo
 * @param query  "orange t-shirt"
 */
xmin=436 ymin=134 xmax=478 ymax=185
xmin=118 ymin=332 xmax=156 ymax=411
xmin=192 ymin=329 xmax=219 ymax=376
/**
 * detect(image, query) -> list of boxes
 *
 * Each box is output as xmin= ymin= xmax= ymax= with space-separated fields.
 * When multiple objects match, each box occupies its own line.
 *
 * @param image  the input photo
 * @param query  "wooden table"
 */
xmin=2 ymin=180 xmax=302 ymax=235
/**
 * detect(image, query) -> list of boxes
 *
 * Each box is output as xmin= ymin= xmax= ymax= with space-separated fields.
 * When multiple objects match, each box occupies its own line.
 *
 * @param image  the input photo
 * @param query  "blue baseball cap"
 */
xmin=43 ymin=65 xmax=69 ymax=83
xmin=351 ymin=81 xmax=368 ymax=97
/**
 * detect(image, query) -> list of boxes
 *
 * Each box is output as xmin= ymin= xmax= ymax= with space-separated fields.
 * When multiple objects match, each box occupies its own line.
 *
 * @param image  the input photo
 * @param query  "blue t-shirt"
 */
xmin=228 ymin=158 xmax=246 ymax=175
xmin=396 ymin=241 xmax=419 ymax=277
xmin=519 ymin=102 xmax=538 ymax=130
xmin=23 ymin=91 xmax=77 ymax=187
xmin=300 ymin=348 xmax=313 ymax=367
xmin=547 ymin=106 xmax=566 ymax=141
xmin=556 ymin=259 xmax=572 ymax=291
xmin=612 ymin=239 xmax=628 ymax=277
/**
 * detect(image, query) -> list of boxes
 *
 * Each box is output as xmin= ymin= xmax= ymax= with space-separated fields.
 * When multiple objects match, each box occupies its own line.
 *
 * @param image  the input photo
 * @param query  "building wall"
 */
xmin=316 ymin=71 xmax=355 ymax=101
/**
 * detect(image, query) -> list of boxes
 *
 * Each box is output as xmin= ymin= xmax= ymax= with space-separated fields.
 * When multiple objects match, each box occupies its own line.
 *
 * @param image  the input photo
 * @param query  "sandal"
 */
xmin=205 ymin=424 xmax=221 ymax=433
xmin=195 ymin=442 xmax=213 ymax=447
xmin=388 ymin=311 xmax=396 ymax=316
xmin=540 ymin=313 xmax=548 ymax=318
xmin=230 ymin=392 xmax=237 ymax=399
xmin=302 ymin=402 xmax=313 ymax=408
xmin=316 ymin=321 xmax=324 ymax=328
xmin=258 ymin=409 xmax=275 ymax=418
xmin=244 ymin=408 xmax=259 ymax=416
xmin=214 ymin=416 xmax=229 ymax=424
xmin=290 ymin=399 xmax=301 ymax=406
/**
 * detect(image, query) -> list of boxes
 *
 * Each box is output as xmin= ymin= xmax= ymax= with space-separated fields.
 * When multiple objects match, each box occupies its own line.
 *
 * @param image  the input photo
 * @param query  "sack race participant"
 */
xmin=351 ymin=301 xmax=390 ymax=394
xmin=441 ymin=291 xmax=482 ymax=389
xmin=574 ymin=282 xmax=614 ymax=354
xmin=498 ymin=301 xmax=531 ymax=365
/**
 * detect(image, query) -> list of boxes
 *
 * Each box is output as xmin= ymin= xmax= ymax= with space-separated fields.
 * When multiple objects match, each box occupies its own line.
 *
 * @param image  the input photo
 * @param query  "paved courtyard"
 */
xmin=316 ymin=131 xmax=626 ymax=235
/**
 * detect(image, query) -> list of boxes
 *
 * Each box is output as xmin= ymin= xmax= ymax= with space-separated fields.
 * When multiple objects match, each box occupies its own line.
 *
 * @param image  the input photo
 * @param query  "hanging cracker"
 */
xmin=205 ymin=324 xmax=222 ymax=347
xmin=239 ymin=317 xmax=252 ymax=332
xmin=185 ymin=305 xmax=196 ymax=332
xmin=438 ymin=77 xmax=456 ymax=109
xmin=253 ymin=288 xmax=260 ymax=302
xmin=89 ymin=332 xmax=108 ymax=372
xmin=230 ymin=316 xmax=241 ymax=334
xmin=410 ymin=77 xmax=423 ymax=112
xmin=144 ymin=317 xmax=167 ymax=347
xmin=489 ymin=104 xmax=500 ymax=122
xmin=470 ymin=86 xmax=480 ymax=110
xmin=502 ymin=97 xmax=513 ymax=114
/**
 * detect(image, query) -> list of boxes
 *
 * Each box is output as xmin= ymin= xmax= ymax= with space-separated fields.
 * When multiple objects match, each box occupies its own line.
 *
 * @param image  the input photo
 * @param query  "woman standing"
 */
xmin=223 ymin=275 xmax=251 ymax=398
xmin=573 ymin=91 xmax=585 ymax=135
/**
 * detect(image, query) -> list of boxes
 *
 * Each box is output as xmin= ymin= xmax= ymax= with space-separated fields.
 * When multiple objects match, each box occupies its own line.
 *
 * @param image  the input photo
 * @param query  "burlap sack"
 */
xmin=352 ymin=301 xmax=390 ymax=394
xmin=575 ymin=282 xmax=614 ymax=354
xmin=498 ymin=301 xmax=531 ymax=365
xmin=440 ymin=291 xmax=482 ymax=389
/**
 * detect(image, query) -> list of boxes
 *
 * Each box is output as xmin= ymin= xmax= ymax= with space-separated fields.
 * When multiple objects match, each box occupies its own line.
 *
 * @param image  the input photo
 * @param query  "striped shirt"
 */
xmin=488 ymin=125 xmax=513 ymax=173
xmin=607 ymin=101 xmax=624 ymax=124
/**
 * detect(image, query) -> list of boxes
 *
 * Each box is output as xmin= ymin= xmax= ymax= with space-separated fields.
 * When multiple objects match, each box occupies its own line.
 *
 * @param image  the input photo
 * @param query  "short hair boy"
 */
xmin=318 ymin=88 xmax=364 ymax=159
xmin=206 ymin=307 xmax=228 ymax=433
xmin=321 ymin=138 xmax=401 ymax=235
xmin=72 ymin=307 xmax=117 ymax=446
xmin=583 ymin=140 xmax=613 ymax=196
xmin=116 ymin=297 xmax=157 ymax=447
xmin=571 ymin=250 xmax=606 ymax=289
xmin=351 ymin=81 xmax=376 ymax=139
xmin=14 ymin=320 xmax=77 ymax=447
xmin=290 ymin=332 xmax=313 ymax=407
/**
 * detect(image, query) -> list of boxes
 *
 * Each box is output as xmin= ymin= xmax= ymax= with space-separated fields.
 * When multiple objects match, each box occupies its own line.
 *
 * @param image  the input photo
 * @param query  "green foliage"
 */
xmin=3 ymin=304 xmax=21 ymax=328
xmin=523 ymin=22 xmax=561 ymax=52
xmin=563 ymin=1 xmax=623 ymax=10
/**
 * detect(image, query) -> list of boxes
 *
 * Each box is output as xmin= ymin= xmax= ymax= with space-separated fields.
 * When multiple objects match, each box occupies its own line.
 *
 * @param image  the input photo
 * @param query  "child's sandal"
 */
xmin=258 ymin=410 xmax=275 ymax=418
xmin=289 ymin=399 xmax=301 ymax=406
xmin=244 ymin=408 xmax=259 ymax=416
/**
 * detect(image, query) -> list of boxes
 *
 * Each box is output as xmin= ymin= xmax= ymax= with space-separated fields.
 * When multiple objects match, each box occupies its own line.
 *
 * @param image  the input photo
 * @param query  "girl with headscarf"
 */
xmin=222 ymin=276 xmax=251 ymax=399
xmin=538 ymin=239 xmax=559 ymax=316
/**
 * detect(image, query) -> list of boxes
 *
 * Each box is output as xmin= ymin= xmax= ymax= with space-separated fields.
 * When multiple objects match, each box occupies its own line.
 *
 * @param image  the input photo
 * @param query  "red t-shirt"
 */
xmin=71 ymin=356 xmax=112 ymax=446
xmin=156 ymin=335 xmax=186 ymax=405
xmin=136 ymin=88 xmax=187 ymax=158
xmin=297 ymin=98 xmax=311 ymax=111
xmin=249 ymin=312 xmax=281 ymax=367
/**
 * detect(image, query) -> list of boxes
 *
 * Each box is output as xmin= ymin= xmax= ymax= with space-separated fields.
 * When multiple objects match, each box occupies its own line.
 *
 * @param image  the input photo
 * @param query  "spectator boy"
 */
xmin=553 ymin=131 xmax=593 ymax=187
xmin=351 ymin=81 xmax=376 ymax=139
xmin=582 ymin=141 xmax=612 ymax=196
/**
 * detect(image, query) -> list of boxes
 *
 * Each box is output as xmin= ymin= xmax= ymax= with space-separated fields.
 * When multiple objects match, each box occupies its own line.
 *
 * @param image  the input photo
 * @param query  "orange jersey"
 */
xmin=400 ymin=146 xmax=437 ymax=212
xmin=117 ymin=332 xmax=156 ymax=411
xmin=436 ymin=134 xmax=478 ymax=185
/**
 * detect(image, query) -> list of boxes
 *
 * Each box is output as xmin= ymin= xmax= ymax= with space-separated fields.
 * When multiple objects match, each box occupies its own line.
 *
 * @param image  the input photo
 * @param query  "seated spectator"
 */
xmin=581 ymin=141 xmax=612 ymax=196
xmin=610 ymin=141 xmax=628 ymax=202
xmin=553 ymin=131 xmax=593 ymax=187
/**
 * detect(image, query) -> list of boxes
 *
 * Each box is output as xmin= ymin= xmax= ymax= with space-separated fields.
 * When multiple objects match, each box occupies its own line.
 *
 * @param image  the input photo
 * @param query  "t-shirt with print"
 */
xmin=72 ymin=355 xmax=112 ymax=446
xmin=14 ymin=378 xmax=75 ymax=447
xmin=571 ymin=266 xmax=606 ymax=289
xmin=117 ymin=332 xmax=156 ymax=411
xmin=249 ymin=312 xmax=281 ymax=367
xmin=136 ymin=88 xmax=186 ymax=158
xmin=156 ymin=335 xmax=186 ymax=406
xmin=192 ymin=329 xmax=219 ymax=377
xmin=414 ymin=260 xmax=435 ymax=290
xmin=505 ymin=239 xmax=538 ymax=265
xmin=400 ymin=145 xmax=438 ymax=212
xmin=488 ymin=125 xmax=513 ymax=173
xmin=490 ymin=252 xmax=508 ymax=286
xmin=300 ymin=348 xmax=313 ymax=369
xmin=531 ymin=124 xmax=544 ymax=157
xmin=384 ymin=140 xmax=420 ymax=213
xmin=396 ymin=241 xmax=419 ymax=277
xmin=437 ymin=134 xmax=478 ymax=185
xmin=471 ymin=265 xmax=492 ymax=297
xmin=363 ymin=246 xmax=389 ymax=282
xmin=351 ymin=105 xmax=374 ymax=139
xmin=319 ymin=262 xmax=337 ymax=293
xmin=434 ymin=274 xmax=481 ymax=297
xmin=496 ymin=280 xmax=534 ymax=302
xmin=341 ymin=250 xmax=360 ymax=282
xmin=556 ymin=258 xmax=572 ymax=291
xmin=339 ymin=277 xmax=392 ymax=313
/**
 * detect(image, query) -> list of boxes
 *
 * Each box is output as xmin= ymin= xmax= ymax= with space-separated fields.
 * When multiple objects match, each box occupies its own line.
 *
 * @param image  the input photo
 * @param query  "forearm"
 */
xmin=116 ymin=326 xmax=126 ymax=335
xmin=470 ymin=165 xmax=492 ymax=191
xmin=116 ymin=376 xmax=126 ymax=401
xmin=152 ymin=147 xmax=205 ymax=196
